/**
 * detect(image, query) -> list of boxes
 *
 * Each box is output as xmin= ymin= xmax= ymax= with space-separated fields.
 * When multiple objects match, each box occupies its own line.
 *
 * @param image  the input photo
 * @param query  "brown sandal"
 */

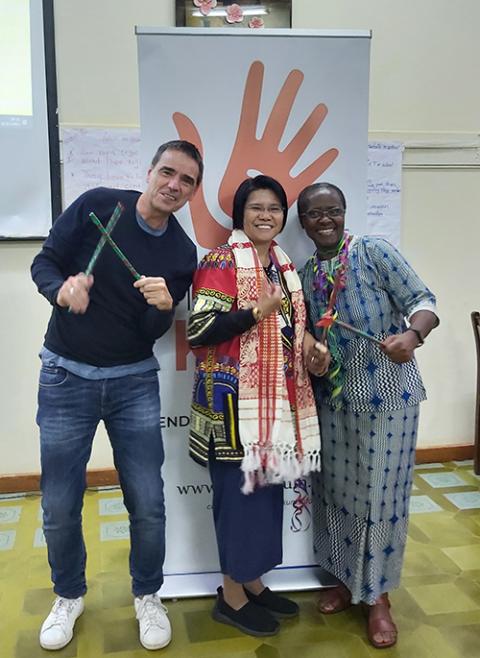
xmin=365 ymin=594 xmax=397 ymax=649
xmin=316 ymin=584 xmax=352 ymax=614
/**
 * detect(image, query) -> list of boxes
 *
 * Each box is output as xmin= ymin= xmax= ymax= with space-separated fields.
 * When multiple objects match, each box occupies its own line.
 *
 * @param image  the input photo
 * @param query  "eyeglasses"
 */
xmin=245 ymin=204 xmax=284 ymax=216
xmin=300 ymin=207 xmax=345 ymax=221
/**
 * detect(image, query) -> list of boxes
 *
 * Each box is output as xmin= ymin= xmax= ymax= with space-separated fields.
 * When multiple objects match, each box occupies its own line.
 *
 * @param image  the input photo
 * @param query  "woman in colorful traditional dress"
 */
xmin=187 ymin=175 xmax=325 ymax=637
xmin=298 ymin=181 xmax=439 ymax=649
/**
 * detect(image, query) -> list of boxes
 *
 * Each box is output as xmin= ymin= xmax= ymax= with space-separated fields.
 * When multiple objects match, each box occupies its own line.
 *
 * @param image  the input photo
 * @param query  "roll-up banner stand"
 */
xmin=136 ymin=27 xmax=371 ymax=597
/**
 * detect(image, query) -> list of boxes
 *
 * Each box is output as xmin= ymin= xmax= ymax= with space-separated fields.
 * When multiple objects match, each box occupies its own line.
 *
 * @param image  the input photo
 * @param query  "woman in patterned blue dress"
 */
xmin=298 ymin=182 xmax=438 ymax=649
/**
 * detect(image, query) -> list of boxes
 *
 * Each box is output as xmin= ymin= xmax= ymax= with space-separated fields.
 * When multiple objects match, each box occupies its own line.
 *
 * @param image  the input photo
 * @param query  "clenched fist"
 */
xmin=57 ymin=273 xmax=94 ymax=314
xmin=133 ymin=276 xmax=173 ymax=311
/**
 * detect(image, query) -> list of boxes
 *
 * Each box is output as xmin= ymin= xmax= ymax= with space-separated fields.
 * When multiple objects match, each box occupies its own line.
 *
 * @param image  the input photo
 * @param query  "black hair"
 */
xmin=297 ymin=182 xmax=347 ymax=216
xmin=232 ymin=175 xmax=288 ymax=230
xmin=150 ymin=140 xmax=204 ymax=186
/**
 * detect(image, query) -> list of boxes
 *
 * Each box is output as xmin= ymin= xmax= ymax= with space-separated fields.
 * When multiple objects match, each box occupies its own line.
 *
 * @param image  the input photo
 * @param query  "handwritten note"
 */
xmin=62 ymin=128 xmax=143 ymax=208
xmin=367 ymin=141 xmax=403 ymax=247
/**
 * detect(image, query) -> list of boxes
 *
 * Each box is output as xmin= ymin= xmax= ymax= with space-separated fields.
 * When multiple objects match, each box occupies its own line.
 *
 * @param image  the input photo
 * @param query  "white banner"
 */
xmin=136 ymin=27 xmax=371 ymax=596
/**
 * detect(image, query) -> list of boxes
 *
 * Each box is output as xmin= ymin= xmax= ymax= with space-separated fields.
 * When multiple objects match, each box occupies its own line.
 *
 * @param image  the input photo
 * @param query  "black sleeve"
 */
xmin=30 ymin=192 xmax=92 ymax=306
xmin=189 ymin=308 xmax=256 ymax=347
xmin=137 ymin=308 xmax=174 ymax=342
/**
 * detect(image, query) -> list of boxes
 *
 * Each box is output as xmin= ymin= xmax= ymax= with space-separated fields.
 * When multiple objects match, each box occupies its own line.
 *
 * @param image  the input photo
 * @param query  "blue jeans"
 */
xmin=36 ymin=365 xmax=165 ymax=598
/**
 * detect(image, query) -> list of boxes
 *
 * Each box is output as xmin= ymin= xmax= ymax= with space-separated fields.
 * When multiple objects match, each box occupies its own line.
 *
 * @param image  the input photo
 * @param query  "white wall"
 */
xmin=294 ymin=0 xmax=480 ymax=452
xmin=1 ymin=0 xmax=478 ymax=475
xmin=295 ymin=0 xmax=480 ymax=132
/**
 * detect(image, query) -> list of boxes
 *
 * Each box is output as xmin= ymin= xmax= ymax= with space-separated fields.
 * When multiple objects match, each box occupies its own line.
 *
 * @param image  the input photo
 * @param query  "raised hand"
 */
xmin=255 ymin=280 xmax=283 ymax=319
xmin=173 ymin=60 xmax=339 ymax=249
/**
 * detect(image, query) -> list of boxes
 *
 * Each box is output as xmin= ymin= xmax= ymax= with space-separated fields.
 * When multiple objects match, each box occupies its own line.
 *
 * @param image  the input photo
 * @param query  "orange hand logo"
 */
xmin=174 ymin=60 xmax=339 ymax=249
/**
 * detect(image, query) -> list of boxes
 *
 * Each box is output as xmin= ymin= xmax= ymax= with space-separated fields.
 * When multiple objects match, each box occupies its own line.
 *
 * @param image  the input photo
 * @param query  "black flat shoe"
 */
xmin=244 ymin=586 xmax=299 ymax=618
xmin=212 ymin=587 xmax=279 ymax=637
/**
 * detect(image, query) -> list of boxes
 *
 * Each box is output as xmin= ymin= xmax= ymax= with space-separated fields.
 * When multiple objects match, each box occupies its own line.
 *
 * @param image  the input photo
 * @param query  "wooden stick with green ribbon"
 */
xmin=68 ymin=205 xmax=124 ymax=313
xmin=88 ymin=212 xmax=141 ymax=280
xmin=316 ymin=311 xmax=382 ymax=345
xmin=85 ymin=202 xmax=124 ymax=276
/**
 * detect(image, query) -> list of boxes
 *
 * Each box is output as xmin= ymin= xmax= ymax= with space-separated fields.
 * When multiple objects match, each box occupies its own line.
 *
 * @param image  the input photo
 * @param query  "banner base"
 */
xmin=161 ymin=567 xmax=337 ymax=599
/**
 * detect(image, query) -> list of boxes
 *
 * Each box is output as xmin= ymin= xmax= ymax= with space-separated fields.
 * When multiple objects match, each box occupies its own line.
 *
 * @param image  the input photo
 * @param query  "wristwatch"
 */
xmin=406 ymin=327 xmax=424 ymax=346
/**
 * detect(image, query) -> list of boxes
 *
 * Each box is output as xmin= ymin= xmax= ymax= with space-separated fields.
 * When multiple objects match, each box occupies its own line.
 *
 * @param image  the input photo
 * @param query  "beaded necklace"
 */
xmin=312 ymin=231 xmax=351 ymax=312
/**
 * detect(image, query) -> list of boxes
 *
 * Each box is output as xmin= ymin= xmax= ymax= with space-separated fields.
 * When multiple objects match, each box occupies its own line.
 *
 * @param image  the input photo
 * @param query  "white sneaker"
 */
xmin=134 ymin=593 xmax=171 ymax=650
xmin=39 ymin=596 xmax=84 ymax=650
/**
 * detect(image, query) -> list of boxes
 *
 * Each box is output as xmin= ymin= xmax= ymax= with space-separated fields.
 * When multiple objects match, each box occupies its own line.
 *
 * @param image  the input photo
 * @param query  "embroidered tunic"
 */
xmin=187 ymin=244 xmax=296 ymax=466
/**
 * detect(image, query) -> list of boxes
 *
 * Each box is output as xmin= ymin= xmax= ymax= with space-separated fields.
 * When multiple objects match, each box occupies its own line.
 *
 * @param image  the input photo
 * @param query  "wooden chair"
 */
xmin=471 ymin=311 xmax=480 ymax=474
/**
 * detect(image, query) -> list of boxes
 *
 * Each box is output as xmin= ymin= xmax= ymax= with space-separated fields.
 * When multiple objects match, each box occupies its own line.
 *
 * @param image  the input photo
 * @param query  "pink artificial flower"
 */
xmin=225 ymin=3 xmax=244 ymax=24
xmin=193 ymin=0 xmax=217 ymax=17
xmin=248 ymin=16 xmax=264 ymax=29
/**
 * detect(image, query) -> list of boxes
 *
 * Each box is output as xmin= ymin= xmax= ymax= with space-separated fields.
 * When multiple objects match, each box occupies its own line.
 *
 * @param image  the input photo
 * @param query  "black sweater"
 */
xmin=31 ymin=187 xmax=197 ymax=366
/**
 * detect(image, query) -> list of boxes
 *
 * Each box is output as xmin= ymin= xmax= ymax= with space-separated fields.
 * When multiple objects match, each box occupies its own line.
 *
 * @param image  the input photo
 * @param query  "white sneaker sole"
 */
xmin=139 ymin=634 xmax=172 ymax=651
xmin=40 ymin=634 xmax=73 ymax=651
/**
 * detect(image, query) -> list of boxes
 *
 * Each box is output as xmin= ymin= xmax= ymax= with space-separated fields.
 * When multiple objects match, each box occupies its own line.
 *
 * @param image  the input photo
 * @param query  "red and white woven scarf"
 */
xmin=228 ymin=229 xmax=321 ymax=493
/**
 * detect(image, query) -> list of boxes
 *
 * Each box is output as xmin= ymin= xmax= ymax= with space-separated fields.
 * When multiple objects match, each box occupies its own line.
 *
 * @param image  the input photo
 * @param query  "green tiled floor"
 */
xmin=1 ymin=461 xmax=480 ymax=657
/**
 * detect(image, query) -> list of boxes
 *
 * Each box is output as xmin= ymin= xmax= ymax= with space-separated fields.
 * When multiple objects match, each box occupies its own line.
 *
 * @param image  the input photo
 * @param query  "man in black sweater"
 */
xmin=31 ymin=140 xmax=203 ymax=651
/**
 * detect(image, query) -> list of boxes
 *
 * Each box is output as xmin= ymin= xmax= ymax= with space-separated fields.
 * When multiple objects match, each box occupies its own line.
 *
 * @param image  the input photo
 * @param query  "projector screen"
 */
xmin=0 ymin=0 xmax=60 ymax=239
